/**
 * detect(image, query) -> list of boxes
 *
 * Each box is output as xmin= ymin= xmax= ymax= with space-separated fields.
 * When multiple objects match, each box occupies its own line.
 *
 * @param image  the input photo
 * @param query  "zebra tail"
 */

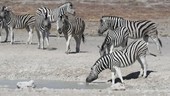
xmin=82 ymin=34 xmax=85 ymax=43
xmin=149 ymin=53 xmax=157 ymax=57
xmin=158 ymin=38 xmax=162 ymax=47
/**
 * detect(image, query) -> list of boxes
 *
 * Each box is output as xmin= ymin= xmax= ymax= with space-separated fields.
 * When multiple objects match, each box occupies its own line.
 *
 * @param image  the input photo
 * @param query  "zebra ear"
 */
xmin=100 ymin=19 xmax=103 ymax=23
xmin=2 ymin=6 xmax=6 ymax=11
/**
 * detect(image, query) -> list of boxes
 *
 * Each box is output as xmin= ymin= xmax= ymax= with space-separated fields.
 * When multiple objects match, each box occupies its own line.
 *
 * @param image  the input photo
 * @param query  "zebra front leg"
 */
xmin=137 ymin=56 xmax=147 ymax=78
xmin=137 ymin=57 xmax=144 ymax=78
xmin=65 ymin=35 xmax=72 ymax=54
xmin=109 ymin=45 xmax=114 ymax=54
xmin=45 ymin=32 xmax=50 ymax=49
xmin=114 ymin=66 xmax=124 ymax=84
xmin=10 ymin=27 xmax=14 ymax=44
xmin=139 ymin=56 xmax=148 ymax=78
xmin=111 ymin=66 xmax=125 ymax=90
xmin=4 ymin=26 xmax=9 ymax=42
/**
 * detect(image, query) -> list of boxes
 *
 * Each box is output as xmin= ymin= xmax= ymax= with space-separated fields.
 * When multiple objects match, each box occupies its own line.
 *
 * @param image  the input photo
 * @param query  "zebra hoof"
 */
xmin=10 ymin=42 xmax=14 ymax=44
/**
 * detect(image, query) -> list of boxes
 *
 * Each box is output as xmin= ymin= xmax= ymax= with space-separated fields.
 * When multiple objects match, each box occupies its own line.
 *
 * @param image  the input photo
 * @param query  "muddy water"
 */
xmin=0 ymin=80 xmax=111 ymax=89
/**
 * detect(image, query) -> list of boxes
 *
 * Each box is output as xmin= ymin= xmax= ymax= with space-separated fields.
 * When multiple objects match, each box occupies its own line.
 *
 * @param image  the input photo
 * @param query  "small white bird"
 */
xmin=17 ymin=80 xmax=36 ymax=89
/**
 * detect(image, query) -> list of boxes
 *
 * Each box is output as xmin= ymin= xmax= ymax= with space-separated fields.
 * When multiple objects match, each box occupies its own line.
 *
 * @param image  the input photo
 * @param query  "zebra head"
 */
xmin=98 ymin=19 xmax=109 ymax=36
xmin=86 ymin=67 xmax=98 ymax=83
xmin=64 ymin=2 xmax=75 ymax=15
xmin=57 ymin=14 xmax=68 ymax=34
xmin=0 ymin=6 xmax=8 ymax=18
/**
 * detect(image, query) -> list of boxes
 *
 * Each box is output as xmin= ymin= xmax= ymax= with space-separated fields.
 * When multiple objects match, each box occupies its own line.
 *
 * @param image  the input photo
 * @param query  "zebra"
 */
xmin=36 ymin=2 xmax=75 ymax=35
xmin=98 ymin=26 xmax=129 ymax=56
xmin=0 ymin=16 xmax=9 ymax=42
xmin=57 ymin=13 xmax=85 ymax=54
xmin=98 ymin=16 xmax=162 ymax=54
xmin=0 ymin=6 xmax=35 ymax=44
xmin=35 ymin=10 xmax=51 ymax=49
xmin=86 ymin=39 xmax=156 ymax=88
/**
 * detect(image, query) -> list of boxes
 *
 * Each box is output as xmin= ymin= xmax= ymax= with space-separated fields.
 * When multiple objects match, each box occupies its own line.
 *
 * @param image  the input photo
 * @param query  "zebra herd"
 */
xmin=0 ymin=2 xmax=162 ymax=89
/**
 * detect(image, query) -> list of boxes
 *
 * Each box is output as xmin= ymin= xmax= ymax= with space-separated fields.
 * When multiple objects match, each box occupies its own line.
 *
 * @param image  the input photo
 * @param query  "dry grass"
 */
xmin=1 ymin=1 xmax=170 ymax=21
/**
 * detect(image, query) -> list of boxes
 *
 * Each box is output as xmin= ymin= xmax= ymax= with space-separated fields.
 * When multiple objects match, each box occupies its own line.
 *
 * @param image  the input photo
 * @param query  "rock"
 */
xmin=16 ymin=80 xmax=36 ymax=89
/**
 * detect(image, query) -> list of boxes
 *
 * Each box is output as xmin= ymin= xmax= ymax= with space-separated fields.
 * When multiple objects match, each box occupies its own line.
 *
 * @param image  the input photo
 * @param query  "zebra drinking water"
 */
xmin=98 ymin=16 xmax=162 ymax=54
xmin=36 ymin=2 xmax=75 ymax=35
xmin=0 ymin=6 xmax=35 ymax=44
xmin=35 ymin=10 xmax=51 ymax=49
xmin=98 ymin=26 xmax=129 ymax=56
xmin=86 ymin=39 xmax=156 ymax=88
xmin=57 ymin=13 xmax=85 ymax=54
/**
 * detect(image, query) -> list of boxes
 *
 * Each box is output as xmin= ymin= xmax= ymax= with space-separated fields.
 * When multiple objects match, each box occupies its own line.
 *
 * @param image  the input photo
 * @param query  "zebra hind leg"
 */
xmin=4 ymin=26 xmax=9 ymax=42
xmin=65 ymin=35 xmax=72 ymax=54
xmin=26 ymin=27 xmax=33 ymax=44
xmin=74 ymin=36 xmax=81 ymax=53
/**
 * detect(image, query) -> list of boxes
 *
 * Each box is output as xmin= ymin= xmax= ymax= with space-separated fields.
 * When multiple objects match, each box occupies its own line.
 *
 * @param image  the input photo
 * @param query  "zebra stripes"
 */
xmin=86 ymin=39 xmax=155 ymax=86
xmin=98 ymin=16 xmax=162 ymax=53
xmin=99 ymin=27 xmax=129 ymax=56
xmin=0 ymin=17 xmax=9 ymax=42
xmin=36 ymin=2 xmax=75 ymax=27
xmin=57 ymin=13 xmax=85 ymax=54
xmin=0 ymin=6 xmax=35 ymax=44
xmin=35 ymin=10 xmax=51 ymax=49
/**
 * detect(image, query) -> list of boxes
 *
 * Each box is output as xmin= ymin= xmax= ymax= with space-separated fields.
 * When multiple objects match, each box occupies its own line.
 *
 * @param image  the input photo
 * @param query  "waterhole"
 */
xmin=0 ymin=80 xmax=111 ymax=89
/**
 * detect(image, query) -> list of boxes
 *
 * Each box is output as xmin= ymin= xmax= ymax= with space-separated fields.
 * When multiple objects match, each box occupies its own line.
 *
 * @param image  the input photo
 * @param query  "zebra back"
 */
xmin=96 ymin=39 xmax=148 ymax=73
xmin=36 ymin=2 xmax=75 ymax=23
xmin=0 ymin=6 xmax=35 ymax=29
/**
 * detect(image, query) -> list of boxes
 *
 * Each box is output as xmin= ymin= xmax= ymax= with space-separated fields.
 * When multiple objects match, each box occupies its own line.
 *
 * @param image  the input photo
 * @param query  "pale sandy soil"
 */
xmin=0 ymin=19 xmax=170 ymax=95
xmin=0 ymin=1 xmax=170 ymax=95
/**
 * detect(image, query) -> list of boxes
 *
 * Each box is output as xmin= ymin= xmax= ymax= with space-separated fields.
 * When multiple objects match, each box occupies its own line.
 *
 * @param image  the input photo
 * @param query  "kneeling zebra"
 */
xmin=98 ymin=27 xmax=129 ymax=56
xmin=57 ymin=13 xmax=85 ymax=54
xmin=86 ymin=39 xmax=156 ymax=88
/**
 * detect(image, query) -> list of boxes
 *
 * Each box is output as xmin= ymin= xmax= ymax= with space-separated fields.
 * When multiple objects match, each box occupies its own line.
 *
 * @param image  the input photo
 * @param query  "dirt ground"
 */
xmin=0 ymin=0 xmax=170 ymax=96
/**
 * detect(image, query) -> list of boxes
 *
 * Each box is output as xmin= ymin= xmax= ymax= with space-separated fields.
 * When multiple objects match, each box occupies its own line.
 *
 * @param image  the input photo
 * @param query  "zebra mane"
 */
xmin=59 ymin=2 xmax=73 ymax=8
xmin=102 ymin=16 xmax=124 ymax=20
xmin=62 ymin=2 xmax=73 ymax=6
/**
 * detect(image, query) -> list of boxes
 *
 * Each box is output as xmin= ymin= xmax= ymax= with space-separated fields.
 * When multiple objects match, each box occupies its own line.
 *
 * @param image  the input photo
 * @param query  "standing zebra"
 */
xmin=36 ymin=2 xmax=75 ymax=34
xmin=57 ymin=13 xmax=85 ymax=54
xmin=98 ymin=27 xmax=129 ymax=56
xmin=86 ymin=39 xmax=156 ymax=89
xmin=0 ymin=6 xmax=35 ymax=44
xmin=0 ymin=16 xmax=9 ymax=42
xmin=98 ymin=16 xmax=162 ymax=54
xmin=35 ymin=10 xmax=51 ymax=49
xmin=0 ymin=6 xmax=9 ymax=43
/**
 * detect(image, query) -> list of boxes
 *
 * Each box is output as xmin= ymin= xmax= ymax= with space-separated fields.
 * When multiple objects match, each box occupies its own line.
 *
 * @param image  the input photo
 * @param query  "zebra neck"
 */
xmin=93 ymin=56 xmax=110 ymax=75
